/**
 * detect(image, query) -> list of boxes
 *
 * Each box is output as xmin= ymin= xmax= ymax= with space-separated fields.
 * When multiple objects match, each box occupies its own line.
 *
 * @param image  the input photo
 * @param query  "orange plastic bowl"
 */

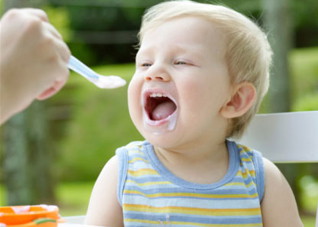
xmin=0 ymin=205 xmax=59 ymax=227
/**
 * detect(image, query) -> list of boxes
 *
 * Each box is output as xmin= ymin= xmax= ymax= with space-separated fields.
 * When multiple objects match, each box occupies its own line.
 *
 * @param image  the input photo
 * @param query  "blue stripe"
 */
xmin=125 ymin=213 xmax=262 ymax=224
xmin=124 ymin=185 xmax=258 ymax=196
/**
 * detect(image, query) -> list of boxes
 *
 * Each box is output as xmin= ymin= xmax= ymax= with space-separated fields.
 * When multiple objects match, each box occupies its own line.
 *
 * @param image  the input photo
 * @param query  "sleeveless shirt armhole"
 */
xmin=252 ymin=150 xmax=265 ymax=202
xmin=115 ymin=147 xmax=128 ymax=206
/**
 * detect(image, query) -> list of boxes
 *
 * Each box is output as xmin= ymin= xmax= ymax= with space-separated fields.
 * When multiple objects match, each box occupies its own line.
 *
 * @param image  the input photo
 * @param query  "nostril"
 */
xmin=144 ymin=73 xmax=169 ymax=82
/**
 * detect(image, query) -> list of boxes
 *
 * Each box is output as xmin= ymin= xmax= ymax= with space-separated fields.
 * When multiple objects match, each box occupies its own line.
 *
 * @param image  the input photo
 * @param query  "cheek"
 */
xmin=178 ymin=77 xmax=231 ymax=116
xmin=179 ymin=79 xmax=211 ymax=109
xmin=176 ymin=81 xmax=208 ymax=127
xmin=127 ymin=77 xmax=142 ymax=122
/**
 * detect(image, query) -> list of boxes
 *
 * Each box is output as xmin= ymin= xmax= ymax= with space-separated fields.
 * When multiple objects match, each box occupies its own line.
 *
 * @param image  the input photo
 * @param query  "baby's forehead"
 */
xmin=141 ymin=15 xmax=223 ymax=36
xmin=139 ymin=17 xmax=227 ymax=51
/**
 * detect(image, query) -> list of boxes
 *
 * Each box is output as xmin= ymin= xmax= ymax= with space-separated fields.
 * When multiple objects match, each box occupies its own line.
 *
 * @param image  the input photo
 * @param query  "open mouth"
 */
xmin=144 ymin=92 xmax=177 ymax=122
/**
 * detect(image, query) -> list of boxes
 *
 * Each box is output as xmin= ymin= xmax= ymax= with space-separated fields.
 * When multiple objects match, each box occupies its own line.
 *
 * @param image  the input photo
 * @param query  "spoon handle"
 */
xmin=68 ymin=55 xmax=99 ymax=82
xmin=68 ymin=55 xmax=126 ymax=89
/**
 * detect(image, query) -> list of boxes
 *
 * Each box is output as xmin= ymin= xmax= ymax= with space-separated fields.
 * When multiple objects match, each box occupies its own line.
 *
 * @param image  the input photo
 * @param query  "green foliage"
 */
xmin=0 ymin=184 xmax=5 ymax=205
xmin=56 ymin=181 xmax=94 ymax=216
xmin=290 ymin=47 xmax=318 ymax=99
xmin=293 ymin=0 xmax=318 ymax=28
xmin=43 ymin=6 xmax=71 ymax=42
xmin=293 ymin=93 xmax=318 ymax=111
xmin=0 ymin=0 xmax=3 ymax=14
xmin=290 ymin=47 xmax=318 ymax=111
xmin=259 ymin=47 xmax=318 ymax=113
xmin=300 ymin=176 xmax=318 ymax=212
xmin=208 ymin=0 xmax=261 ymax=13
xmin=302 ymin=216 xmax=316 ymax=227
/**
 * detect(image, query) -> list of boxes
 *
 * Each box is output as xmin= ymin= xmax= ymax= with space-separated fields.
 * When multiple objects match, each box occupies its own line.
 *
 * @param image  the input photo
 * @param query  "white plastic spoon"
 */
xmin=68 ymin=55 xmax=126 ymax=89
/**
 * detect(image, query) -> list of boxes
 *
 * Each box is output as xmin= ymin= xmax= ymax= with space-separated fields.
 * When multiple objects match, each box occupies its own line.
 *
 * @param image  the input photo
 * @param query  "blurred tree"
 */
xmin=2 ymin=0 xmax=56 ymax=205
xmin=263 ymin=0 xmax=292 ymax=112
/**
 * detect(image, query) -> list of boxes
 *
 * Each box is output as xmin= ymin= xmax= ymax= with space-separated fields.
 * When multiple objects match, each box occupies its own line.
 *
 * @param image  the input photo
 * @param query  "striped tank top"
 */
xmin=116 ymin=140 xmax=264 ymax=227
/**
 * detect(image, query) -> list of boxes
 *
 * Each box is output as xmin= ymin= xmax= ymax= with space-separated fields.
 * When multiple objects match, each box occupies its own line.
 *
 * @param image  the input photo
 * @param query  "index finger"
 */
xmin=15 ymin=8 xmax=49 ymax=22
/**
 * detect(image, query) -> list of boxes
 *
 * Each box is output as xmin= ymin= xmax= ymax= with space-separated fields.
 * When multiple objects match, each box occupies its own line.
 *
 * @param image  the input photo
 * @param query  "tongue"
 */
xmin=151 ymin=101 xmax=176 ymax=121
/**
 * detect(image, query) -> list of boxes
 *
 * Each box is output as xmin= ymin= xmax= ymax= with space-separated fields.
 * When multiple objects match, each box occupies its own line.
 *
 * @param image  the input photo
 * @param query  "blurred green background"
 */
xmin=0 ymin=0 xmax=317 ymax=226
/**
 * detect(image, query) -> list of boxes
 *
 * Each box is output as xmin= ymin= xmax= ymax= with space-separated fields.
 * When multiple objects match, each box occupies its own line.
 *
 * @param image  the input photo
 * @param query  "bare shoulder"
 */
xmin=85 ymin=155 xmax=124 ymax=227
xmin=261 ymin=158 xmax=303 ymax=227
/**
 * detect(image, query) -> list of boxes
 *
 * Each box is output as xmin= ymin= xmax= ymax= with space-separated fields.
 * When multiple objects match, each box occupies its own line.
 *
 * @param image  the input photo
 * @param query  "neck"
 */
xmin=153 ymin=139 xmax=229 ymax=184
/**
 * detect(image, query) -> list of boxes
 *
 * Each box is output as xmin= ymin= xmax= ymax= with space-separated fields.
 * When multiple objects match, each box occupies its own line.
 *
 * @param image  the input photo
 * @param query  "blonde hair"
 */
xmin=138 ymin=0 xmax=272 ymax=138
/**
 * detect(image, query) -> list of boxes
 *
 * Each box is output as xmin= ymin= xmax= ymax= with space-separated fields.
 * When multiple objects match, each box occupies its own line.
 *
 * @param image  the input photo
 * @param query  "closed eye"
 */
xmin=142 ymin=63 xmax=152 ymax=67
xmin=136 ymin=61 xmax=152 ymax=68
xmin=175 ymin=61 xmax=187 ymax=65
xmin=174 ymin=59 xmax=194 ymax=66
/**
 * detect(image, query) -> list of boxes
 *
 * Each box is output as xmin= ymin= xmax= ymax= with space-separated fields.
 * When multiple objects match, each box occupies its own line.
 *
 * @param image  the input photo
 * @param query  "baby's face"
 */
xmin=128 ymin=16 xmax=233 ymax=149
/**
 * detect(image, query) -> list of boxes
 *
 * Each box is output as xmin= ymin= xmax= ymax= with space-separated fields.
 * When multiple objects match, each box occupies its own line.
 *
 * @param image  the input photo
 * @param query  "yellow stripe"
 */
xmin=128 ymin=157 xmax=149 ymax=164
xmin=236 ymin=170 xmax=256 ymax=178
xmin=126 ymin=179 xmax=171 ymax=186
xmin=224 ymin=181 xmax=255 ymax=188
xmin=127 ymin=168 xmax=158 ymax=176
xmin=123 ymin=190 xmax=258 ymax=199
xmin=124 ymin=218 xmax=262 ymax=227
xmin=241 ymin=158 xmax=252 ymax=162
xmin=238 ymin=144 xmax=252 ymax=152
xmin=124 ymin=204 xmax=261 ymax=216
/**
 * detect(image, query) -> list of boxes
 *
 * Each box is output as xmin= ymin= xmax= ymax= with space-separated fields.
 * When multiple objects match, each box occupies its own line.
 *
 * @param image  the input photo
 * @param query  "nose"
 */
xmin=142 ymin=59 xmax=172 ymax=81
xmin=144 ymin=66 xmax=171 ymax=82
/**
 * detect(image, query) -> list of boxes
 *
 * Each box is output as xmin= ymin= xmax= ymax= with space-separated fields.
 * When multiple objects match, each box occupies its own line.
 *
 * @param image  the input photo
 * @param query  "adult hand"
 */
xmin=0 ymin=8 xmax=70 ymax=124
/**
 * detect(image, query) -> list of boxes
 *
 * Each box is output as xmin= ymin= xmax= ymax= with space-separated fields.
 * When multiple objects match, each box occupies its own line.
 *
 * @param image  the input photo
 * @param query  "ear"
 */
xmin=220 ymin=82 xmax=256 ymax=119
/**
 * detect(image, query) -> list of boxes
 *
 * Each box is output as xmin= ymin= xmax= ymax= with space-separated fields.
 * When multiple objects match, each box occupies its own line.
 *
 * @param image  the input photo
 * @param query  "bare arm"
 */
xmin=261 ymin=158 xmax=303 ymax=227
xmin=85 ymin=156 xmax=124 ymax=227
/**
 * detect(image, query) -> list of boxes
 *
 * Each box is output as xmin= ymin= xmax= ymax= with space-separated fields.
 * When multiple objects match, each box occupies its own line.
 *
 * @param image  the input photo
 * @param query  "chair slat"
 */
xmin=237 ymin=111 xmax=318 ymax=163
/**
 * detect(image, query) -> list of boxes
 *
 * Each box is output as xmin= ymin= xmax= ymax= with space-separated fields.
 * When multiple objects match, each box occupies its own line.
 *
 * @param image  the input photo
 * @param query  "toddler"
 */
xmin=85 ymin=1 xmax=303 ymax=226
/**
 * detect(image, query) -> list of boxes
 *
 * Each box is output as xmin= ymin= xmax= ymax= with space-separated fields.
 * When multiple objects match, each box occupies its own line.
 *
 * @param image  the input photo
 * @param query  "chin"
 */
xmin=139 ymin=126 xmax=178 ymax=148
